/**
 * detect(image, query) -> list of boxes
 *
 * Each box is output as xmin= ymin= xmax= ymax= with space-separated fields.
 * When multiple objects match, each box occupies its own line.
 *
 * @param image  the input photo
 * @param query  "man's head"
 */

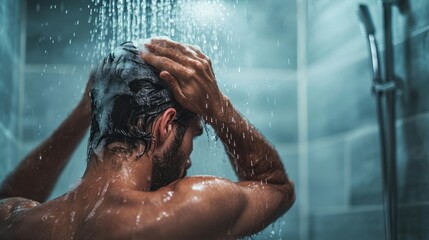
xmin=88 ymin=39 xmax=201 ymax=190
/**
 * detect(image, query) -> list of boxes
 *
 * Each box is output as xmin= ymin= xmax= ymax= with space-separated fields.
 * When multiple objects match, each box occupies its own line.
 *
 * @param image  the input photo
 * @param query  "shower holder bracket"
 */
xmin=372 ymin=81 xmax=396 ymax=94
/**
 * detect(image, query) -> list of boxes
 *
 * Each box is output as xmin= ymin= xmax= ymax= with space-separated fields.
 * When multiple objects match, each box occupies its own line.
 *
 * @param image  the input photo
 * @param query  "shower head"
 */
xmin=357 ymin=4 xmax=381 ymax=83
xmin=357 ymin=4 xmax=375 ymax=36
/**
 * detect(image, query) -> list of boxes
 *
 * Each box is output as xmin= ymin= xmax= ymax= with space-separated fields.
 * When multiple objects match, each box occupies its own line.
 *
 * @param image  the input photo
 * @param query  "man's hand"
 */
xmin=141 ymin=38 xmax=294 ymax=238
xmin=141 ymin=38 xmax=226 ymax=121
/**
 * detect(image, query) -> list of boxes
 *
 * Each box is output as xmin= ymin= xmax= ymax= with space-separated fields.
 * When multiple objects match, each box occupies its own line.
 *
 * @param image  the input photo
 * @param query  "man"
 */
xmin=0 ymin=38 xmax=295 ymax=239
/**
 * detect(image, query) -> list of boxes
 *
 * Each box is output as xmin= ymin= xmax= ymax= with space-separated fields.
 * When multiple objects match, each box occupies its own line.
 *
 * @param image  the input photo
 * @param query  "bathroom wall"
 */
xmin=21 ymin=0 xmax=94 ymax=197
xmin=0 ymin=0 xmax=22 ymax=182
xmin=305 ymin=0 xmax=429 ymax=239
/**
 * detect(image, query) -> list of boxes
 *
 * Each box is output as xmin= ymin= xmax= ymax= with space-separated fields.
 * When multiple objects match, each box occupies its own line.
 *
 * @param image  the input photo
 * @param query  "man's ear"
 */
xmin=152 ymin=108 xmax=177 ymax=146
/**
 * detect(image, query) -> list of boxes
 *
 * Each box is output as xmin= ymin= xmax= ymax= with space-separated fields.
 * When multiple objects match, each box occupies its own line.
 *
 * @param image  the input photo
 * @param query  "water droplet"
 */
xmin=135 ymin=214 xmax=141 ymax=225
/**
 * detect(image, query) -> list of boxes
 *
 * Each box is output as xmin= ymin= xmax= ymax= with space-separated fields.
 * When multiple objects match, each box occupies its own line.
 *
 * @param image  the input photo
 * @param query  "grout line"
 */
xmin=311 ymin=205 xmax=384 ymax=216
xmin=297 ymin=0 xmax=309 ymax=239
xmin=344 ymin=137 xmax=351 ymax=207
xmin=307 ymin=110 xmax=429 ymax=149
xmin=310 ymin=201 xmax=429 ymax=216
xmin=307 ymin=22 xmax=429 ymax=75
xmin=399 ymin=201 xmax=429 ymax=208
xmin=25 ymin=64 xmax=92 ymax=75
xmin=18 ymin=0 xmax=27 ymax=150
xmin=0 ymin=121 xmax=20 ymax=147
xmin=393 ymin=24 xmax=429 ymax=46
xmin=396 ymin=111 xmax=429 ymax=127
xmin=307 ymin=50 xmax=368 ymax=77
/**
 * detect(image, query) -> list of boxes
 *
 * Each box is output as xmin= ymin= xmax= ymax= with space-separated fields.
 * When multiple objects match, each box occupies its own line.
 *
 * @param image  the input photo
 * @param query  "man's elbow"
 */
xmin=279 ymin=180 xmax=295 ymax=212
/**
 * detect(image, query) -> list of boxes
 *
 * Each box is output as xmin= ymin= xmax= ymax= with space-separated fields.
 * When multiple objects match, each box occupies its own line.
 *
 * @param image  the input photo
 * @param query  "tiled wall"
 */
xmin=0 ymin=0 xmax=21 ymax=182
xmin=20 ymin=0 xmax=94 ymax=198
xmin=306 ymin=0 xmax=429 ymax=239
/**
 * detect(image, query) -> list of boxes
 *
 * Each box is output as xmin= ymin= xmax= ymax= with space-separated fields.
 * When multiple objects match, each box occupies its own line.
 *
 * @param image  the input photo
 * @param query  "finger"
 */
xmin=145 ymin=43 xmax=198 ymax=67
xmin=141 ymin=53 xmax=194 ymax=82
xmin=159 ymin=71 xmax=191 ymax=102
xmin=188 ymin=45 xmax=210 ymax=62
xmin=146 ymin=43 xmax=211 ymax=77
xmin=187 ymin=45 xmax=215 ymax=79
xmin=151 ymin=38 xmax=196 ymax=59
xmin=150 ymin=38 xmax=202 ymax=62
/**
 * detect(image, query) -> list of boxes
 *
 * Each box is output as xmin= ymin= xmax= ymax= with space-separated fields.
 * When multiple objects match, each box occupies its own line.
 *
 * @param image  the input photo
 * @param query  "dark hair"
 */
xmin=88 ymin=40 xmax=194 ymax=160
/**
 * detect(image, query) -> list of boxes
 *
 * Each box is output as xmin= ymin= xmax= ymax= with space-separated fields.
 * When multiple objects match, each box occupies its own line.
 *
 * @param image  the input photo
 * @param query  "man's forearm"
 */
xmin=0 ymin=100 xmax=91 ymax=202
xmin=209 ymin=97 xmax=289 ymax=185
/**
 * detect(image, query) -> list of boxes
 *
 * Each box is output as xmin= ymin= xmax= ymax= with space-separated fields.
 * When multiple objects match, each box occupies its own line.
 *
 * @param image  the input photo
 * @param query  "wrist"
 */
xmin=206 ymin=95 xmax=231 ymax=125
xmin=76 ymin=99 xmax=92 ymax=123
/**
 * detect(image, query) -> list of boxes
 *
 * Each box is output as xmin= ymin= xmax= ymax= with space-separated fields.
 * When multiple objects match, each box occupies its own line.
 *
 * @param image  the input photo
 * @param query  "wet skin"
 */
xmin=0 ymin=38 xmax=295 ymax=240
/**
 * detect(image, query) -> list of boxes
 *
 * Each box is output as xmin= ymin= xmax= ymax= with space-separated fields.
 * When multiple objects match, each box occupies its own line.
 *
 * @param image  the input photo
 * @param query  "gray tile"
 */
xmin=398 ymin=203 xmax=429 ymax=240
xmin=0 ymin=0 xmax=21 ymax=183
xmin=308 ymin=140 xmax=346 ymax=209
xmin=307 ymin=58 xmax=377 ymax=140
xmin=227 ymin=0 xmax=297 ymax=69
xmin=396 ymin=113 xmax=429 ymax=204
xmin=345 ymin=111 xmax=429 ymax=206
xmin=309 ymin=208 xmax=385 ymax=240
xmin=394 ymin=0 xmax=429 ymax=39
xmin=394 ymin=29 xmax=429 ymax=119
xmin=23 ymin=69 xmax=91 ymax=142
xmin=0 ymin=0 xmax=21 ymax=57
xmin=307 ymin=0 xmax=378 ymax=66
xmin=25 ymin=0 xmax=95 ymax=65
xmin=226 ymin=78 xmax=297 ymax=144
xmin=0 ymin=56 xmax=19 ymax=128
xmin=0 ymin=128 xmax=19 ymax=183
xmin=348 ymin=129 xmax=383 ymax=205
xmin=346 ymin=113 xmax=429 ymax=206
xmin=308 ymin=203 xmax=429 ymax=240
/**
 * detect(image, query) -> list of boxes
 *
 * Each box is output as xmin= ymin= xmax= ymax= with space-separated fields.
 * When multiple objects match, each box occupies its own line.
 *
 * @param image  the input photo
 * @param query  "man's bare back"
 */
xmin=0 ymin=38 xmax=295 ymax=239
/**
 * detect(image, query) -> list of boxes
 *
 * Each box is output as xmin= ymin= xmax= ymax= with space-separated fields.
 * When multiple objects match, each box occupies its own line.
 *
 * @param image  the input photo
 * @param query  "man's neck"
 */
xmin=82 ymin=148 xmax=154 ymax=192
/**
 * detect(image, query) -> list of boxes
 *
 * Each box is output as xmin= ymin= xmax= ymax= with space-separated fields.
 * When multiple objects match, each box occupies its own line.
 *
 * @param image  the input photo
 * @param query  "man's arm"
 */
xmin=142 ymin=39 xmax=295 ymax=238
xmin=0 ymin=73 xmax=94 ymax=203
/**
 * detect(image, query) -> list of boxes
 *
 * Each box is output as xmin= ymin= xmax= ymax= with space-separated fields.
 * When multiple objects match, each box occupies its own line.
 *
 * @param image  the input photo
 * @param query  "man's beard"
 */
xmin=150 ymin=125 xmax=187 ymax=191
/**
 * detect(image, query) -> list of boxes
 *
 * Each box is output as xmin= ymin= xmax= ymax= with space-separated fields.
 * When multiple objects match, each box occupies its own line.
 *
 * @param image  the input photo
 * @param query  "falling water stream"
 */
xmin=90 ymin=0 xmax=237 ymax=71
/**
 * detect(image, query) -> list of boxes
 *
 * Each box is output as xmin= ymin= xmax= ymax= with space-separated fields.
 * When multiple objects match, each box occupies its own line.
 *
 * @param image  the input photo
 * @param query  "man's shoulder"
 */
xmin=175 ymin=175 xmax=238 ymax=189
xmin=102 ymin=177 xmax=245 ymax=239
xmin=117 ymin=175 xmax=243 ymax=216
xmin=174 ymin=176 xmax=245 ymax=215
xmin=0 ymin=197 xmax=40 ymax=220
xmin=0 ymin=197 xmax=41 ymax=239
